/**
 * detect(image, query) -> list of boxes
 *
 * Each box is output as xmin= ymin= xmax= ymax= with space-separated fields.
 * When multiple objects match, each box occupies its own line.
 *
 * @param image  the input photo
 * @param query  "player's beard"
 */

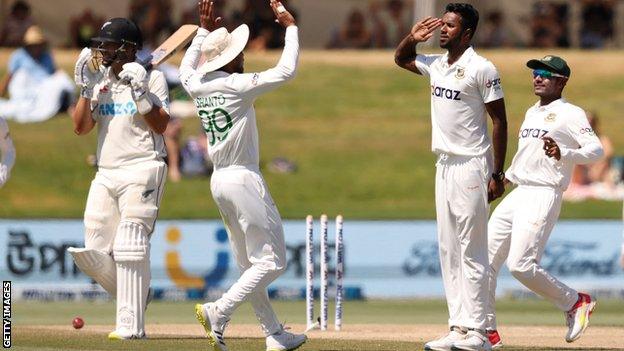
xmin=440 ymin=37 xmax=457 ymax=49
xmin=440 ymin=32 xmax=462 ymax=50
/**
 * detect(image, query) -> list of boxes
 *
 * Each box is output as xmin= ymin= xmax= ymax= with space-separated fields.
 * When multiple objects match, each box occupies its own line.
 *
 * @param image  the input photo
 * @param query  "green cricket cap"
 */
xmin=526 ymin=55 xmax=570 ymax=78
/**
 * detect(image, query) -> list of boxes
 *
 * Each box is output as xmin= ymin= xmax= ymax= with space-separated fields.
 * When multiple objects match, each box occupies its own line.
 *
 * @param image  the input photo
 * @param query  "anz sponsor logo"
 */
xmin=98 ymin=101 xmax=137 ymax=117
xmin=519 ymin=128 xmax=549 ymax=139
xmin=431 ymin=85 xmax=461 ymax=101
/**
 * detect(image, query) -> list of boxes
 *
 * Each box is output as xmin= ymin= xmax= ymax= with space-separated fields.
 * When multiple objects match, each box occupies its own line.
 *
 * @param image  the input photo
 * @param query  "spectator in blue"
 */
xmin=0 ymin=26 xmax=74 ymax=123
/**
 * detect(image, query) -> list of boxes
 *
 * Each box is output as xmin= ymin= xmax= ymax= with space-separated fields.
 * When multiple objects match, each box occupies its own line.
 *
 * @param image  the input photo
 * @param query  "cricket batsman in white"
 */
xmin=0 ymin=117 xmax=15 ymax=188
xmin=395 ymin=3 xmax=508 ymax=351
xmin=486 ymin=55 xmax=602 ymax=347
xmin=68 ymin=17 xmax=170 ymax=339
xmin=179 ymin=1 xmax=306 ymax=350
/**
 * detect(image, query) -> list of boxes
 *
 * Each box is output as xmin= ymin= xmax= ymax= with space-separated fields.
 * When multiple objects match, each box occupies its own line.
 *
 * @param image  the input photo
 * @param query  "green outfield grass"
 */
xmin=11 ymin=299 xmax=624 ymax=350
xmin=1 ymin=49 xmax=623 ymax=219
xmin=13 ymin=299 xmax=624 ymax=327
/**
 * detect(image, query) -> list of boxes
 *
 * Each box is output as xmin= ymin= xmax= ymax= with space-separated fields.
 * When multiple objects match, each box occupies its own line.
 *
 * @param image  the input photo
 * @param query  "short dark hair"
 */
xmin=445 ymin=3 xmax=479 ymax=39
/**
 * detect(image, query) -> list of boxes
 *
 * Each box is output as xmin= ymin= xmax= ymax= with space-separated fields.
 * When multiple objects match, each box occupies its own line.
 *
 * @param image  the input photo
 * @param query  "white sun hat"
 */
xmin=198 ymin=24 xmax=250 ymax=74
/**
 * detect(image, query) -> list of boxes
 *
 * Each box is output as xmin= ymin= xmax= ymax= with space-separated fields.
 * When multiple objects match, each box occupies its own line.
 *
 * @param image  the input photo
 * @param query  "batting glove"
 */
xmin=0 ymin=164 xmax=9 ymax=188
xmin=119 ymin=62 xmax=153 ymax=115
xmin=74 ymin=48 xmax=103 ymax=99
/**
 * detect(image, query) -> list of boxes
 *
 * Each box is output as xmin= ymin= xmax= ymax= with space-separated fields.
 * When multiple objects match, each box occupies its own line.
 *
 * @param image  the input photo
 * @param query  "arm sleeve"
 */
xmin=0 ymin=118 xmax=16 ymax=172
xmin=148 ymin=70 xmax=170 ymax=114
xmin=7 ymin=51 xmax=22 ymax=74
xmin=475 ymin=61 xmax=504 ymax=103
xmin=179 ymin=28 xmax=210 ymax=98
xmin=560 ymin=110 xmax=604 ymax=164
xmin=226 ymin=26 xmax=299 ymax=97
xmin=414 ymin=54 xmax=440 ymax=77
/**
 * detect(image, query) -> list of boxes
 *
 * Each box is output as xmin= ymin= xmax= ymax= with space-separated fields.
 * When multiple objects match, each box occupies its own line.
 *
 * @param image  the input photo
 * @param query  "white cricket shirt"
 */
xmin=179 ymin=26 xmax=299 ymax=170
xmin=0 ymin=117 xmax=16 ymax=172
xmin=416 ymin=47 xmax=504 ymax=156
xmin=506 ymin=98 xmax=604 ymax=189
xmin=90 ymin=68 xmax=169 ymax=169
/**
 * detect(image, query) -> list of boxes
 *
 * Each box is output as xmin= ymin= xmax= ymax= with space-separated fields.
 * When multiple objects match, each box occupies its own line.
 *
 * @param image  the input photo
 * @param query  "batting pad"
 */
xmin=113 ymin=221 xmax=150 ymax=336
xmin=67 ymin=247 xmax=116 ymax=296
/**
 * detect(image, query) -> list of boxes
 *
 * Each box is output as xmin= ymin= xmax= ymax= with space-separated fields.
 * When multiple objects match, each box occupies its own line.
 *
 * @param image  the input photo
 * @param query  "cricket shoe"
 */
xmin=451 ymin=330 xmax=492 ymax=351
xmin=565 ymin=293 xmax=596 ymax=343
xmin=266 ymin=325 xmax=307 ymax=351
xmin=107 ymin=328 xmax=146 ymax=340
xmin=424 ymin=327 xmax=467 ymax=351
xmin=195 ymin=303 xmax=230 ymax=351
xmin=486 ymin=330 xmax=502 ymax=349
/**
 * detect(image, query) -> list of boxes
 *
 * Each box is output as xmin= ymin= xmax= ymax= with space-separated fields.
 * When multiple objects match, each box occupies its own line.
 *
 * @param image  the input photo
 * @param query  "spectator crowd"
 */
xmin=0 ymin=0 xmax=621 ymax=188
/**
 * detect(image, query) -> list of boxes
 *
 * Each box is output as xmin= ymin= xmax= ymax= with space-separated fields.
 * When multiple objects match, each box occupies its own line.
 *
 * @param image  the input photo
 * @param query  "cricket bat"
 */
xmin=138 ymin=24 xmax=199 ymax=69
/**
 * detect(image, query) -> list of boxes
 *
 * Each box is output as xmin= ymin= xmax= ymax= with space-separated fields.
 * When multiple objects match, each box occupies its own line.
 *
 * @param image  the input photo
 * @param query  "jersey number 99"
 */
xmin=199 ymin=108 xmax=233 ymax=146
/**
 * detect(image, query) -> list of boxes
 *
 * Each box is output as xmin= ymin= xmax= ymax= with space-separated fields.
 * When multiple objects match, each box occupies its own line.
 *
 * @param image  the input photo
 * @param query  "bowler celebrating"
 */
xmin=486 ymin=56 xmax=601 ymax=347
xmin=395 ymin=3 xmax=508 ymax=351
xmin=179 ymin=1 xmax=306 ymax=350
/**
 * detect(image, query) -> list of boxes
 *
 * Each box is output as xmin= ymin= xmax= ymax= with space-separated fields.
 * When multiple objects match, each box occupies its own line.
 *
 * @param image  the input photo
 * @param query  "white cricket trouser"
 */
xmin=83 ymin=161 xmax=166 ymax=337
xmin=435 ymin=153 xmax=491 ymax=331
xmin=486 ymin=185 xmax=578 ymax=330
xmin=210 ymin=165 xmax=286 ymax=336
xmin=83 ymin=161 xmax=167 ymax=250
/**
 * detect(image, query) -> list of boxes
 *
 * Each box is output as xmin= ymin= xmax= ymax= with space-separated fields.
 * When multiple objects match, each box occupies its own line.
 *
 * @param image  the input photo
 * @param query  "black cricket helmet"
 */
xmin=91 ymin=18 xmax=143 ymax=67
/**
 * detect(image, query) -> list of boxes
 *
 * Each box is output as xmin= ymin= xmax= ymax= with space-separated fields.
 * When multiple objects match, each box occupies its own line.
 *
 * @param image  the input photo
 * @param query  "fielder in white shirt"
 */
xmin=68 ymin=18 xmax=170 ymax=340
xmin=486 ymin=55 xmax=602 ymax=347
xmin=395 ymin=3 xmax=508 ymax=351
xmin=0 ymin=117 xmax=15 ymax=187
xmin=179 ymin=1 xmax=306 ymax=351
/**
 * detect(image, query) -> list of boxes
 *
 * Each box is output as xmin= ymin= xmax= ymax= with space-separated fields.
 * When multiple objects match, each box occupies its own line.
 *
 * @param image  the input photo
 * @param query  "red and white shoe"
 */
xmin=486 ymin=330 xmax=502 ymax=349
xmin=565 ymin=293 xmax=596 ymax=343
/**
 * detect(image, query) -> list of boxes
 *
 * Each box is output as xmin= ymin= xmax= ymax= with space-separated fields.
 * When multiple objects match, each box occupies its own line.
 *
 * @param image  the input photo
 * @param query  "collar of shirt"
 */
xmin=440 ymin=46 xmax=475 ymax=69
xmin=532 ymin=97 xmax=566 ymax=112
xmin=103 ymin=67 xmax=118 ymax=83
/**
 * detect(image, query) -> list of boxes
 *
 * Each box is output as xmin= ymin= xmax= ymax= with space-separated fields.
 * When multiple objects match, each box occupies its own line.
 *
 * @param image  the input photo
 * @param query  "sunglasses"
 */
xmin=532 ymin=69 xmax=568 ymax=79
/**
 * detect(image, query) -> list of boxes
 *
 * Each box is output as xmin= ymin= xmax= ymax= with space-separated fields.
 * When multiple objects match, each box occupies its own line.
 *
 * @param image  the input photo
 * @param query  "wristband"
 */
xmin=492 ymin=171 xmax=505 ymax=182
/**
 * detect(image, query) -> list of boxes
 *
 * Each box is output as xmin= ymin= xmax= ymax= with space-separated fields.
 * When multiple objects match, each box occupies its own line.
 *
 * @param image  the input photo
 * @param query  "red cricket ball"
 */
xmin=72 ymin=317 xmax=84 ymax=329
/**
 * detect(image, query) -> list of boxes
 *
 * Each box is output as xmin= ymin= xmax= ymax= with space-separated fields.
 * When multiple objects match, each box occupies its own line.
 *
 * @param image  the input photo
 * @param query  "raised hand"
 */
xmin=74 ymin=48 xmax=104 ymax=98
xmin=119 ymin=62 xmax=152 ymax=115
xmin=199 ymin=0 xmax=222 ymax=31
xmin=410 ymin=16 xmax=443 ymax=43
xmin=270 ymin=0 xmax=296 ymax=28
